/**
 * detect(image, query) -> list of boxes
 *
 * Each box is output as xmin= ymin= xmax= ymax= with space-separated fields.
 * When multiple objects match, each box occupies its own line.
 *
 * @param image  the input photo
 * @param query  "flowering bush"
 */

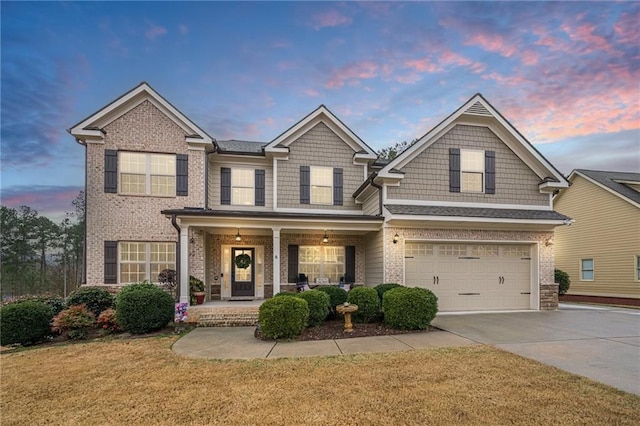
xmin=52 ymin=304 xmax=96 ymax=340
xmin=97 ymin=308 xmax=120 ymax=334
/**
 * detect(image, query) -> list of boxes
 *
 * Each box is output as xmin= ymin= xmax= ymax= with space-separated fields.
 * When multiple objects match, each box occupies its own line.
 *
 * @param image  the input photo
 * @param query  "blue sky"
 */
xmin=1 ymin=1 xmax=639 ymax=221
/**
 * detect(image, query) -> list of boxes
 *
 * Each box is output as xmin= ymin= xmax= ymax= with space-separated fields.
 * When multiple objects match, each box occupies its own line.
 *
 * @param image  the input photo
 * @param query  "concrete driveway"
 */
xmin=432 ymin=304 xmax=640 ymax=395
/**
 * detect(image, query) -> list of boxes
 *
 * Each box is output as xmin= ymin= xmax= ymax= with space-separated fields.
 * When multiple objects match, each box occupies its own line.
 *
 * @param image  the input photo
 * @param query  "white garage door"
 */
xmin=405 ymin=242 xmax=532 ymax=311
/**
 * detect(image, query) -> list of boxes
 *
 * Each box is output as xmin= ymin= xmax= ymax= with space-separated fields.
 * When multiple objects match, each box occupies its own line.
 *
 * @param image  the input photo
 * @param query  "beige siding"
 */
xmin=277 ymin=122 xmax=365 ymax=210
xmin=362 ymin=192 xmax=380 ymax=216
xmin=207 ymin=156 xmax=273 ymax=210
xmin=364 ymin=230 xmax=384 ymax=286
xmin=86 ymin=100 xmax=206 ymax=286
xmin=554 ymin=175 xmax=640 ymax=299
xmin=387 ymin=124 xmax=549 ymax=206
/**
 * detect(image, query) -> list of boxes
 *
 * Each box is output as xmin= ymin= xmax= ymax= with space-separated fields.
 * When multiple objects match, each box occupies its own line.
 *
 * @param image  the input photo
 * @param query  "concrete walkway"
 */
xmin=172 ymin=327 xmax=476 ymax=360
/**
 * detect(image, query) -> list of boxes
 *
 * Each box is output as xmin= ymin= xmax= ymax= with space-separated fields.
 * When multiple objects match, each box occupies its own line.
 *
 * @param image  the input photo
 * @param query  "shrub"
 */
xmin=67 ymin=287 xmax=114 ymax=317
xmin=273 ymin=291 xmax=298 ymax=298
xmin=555 ymin=269 xmax=571 ymax=296
xmin=97 ymin=308 xmax=120 ymax=334
xmin=52 ymin=305 xmax=96 ymax=339
xmin=259 ymin=296 xmax=309 ymax=340
xmin=189 ymin=276 xmax=205 ymax=304
xmin=115 ymin=282 xmax=174 ymax=334
xmin=373 ymin=283 xmax=403 ymax=305
xmin=382 ymin=287 xmax=438 ymax=330
xmin=296 ymin=290 xmax=330 ymax=327
xmin=2 ymin=294 xmax=66 ymax=315
xmin=316 ymin=286 xmax=348 ymax=311
xmin=0 ymin=301 xmax=54 ymax=346
xmin=347 ymin=287 xmax=380 ymax=323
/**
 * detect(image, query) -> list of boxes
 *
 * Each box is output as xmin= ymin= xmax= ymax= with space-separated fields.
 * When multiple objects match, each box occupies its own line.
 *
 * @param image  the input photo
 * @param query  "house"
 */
xmin=553 ymin=170 xmax=640 ymax=305
xmin=68 ymin=82 xmax=571 ymax=312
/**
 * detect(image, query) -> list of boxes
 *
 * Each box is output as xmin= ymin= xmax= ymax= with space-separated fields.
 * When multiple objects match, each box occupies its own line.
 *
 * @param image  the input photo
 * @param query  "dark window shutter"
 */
xmin=300 ymin=166 xmax=310 ymax=204
xmin=176 ymin=154 xmax=188 ymax=196
xmin=345 ymin=246 xmax=356 ymax=284
xmin=333 ymin=168 xmax=343 ymax=206
xmin=449 ymin=148 xmax=461 ymax=193
xmin=221 ymin=167 xmax=231 ymax=205
xmin=288 ymin=245 xmax=299 ymax=283
xmin=485 ymin=150 xmax=495 ymax=194
xmin=104 ymin=241 xmax=118 ymax=284
xmin=104 ymin=150 xmax=118 ymax=193
xmin=255 ymin=169 xmax=265 ymax=206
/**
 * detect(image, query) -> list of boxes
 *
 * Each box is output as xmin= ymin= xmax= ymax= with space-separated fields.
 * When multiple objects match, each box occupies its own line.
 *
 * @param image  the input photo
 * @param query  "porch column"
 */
xmin=272 ymin=227 xmax=281 ymax=295
xmin=180 ymin=225 xmax=190 ymax=304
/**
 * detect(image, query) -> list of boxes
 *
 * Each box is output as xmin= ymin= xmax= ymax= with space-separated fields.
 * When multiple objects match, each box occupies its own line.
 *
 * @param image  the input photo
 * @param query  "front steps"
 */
xmin=188 ymin=306 xmax=259 ymax=327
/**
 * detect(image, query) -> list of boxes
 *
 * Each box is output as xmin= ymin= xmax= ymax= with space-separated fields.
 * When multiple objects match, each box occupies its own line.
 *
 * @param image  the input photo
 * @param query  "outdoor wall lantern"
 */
xmin=235 ymin=229 xmax=242 ymax=242
xmin=322 ymin=231 xmax=329 ymax=244
xmin=393 ymin=233 xmax=399 ymax=244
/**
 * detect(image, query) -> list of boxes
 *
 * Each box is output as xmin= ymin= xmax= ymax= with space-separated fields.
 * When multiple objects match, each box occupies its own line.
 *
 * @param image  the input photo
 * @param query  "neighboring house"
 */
xmin=69 ymin=82 xmax=570 ymax=312
xmin=554 ymin=170 xmax=640 ymax=303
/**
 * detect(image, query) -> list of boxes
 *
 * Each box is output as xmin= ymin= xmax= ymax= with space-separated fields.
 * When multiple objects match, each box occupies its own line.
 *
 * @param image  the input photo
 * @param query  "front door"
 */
xmin=232 ymin=248 xmax=255 ymax=297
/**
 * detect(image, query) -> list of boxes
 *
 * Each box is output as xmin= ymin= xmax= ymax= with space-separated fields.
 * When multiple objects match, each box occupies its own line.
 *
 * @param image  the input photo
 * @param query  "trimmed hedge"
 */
xmin=115 ymin=282 xmax=174 ymax=334
xmin=0 ymin=301 xmax=54 ymax=346
xmin=555 ymin=268 xmax=571 ymax=296
xmin=316 ymin=286 xmax=348 ymax=311
xmin=347 ymin=287 xmax=380 ymax=323
xmin=3 ymin=294 xmax=66 ymax=315
xmin=382 ymin=287 xmax=438 ymax=330
xmin=259 ymin=296 xmax=309 ymax=340
xmin=296 ymin=290 xmax=330 ymax=327
xmin=373 ymin=283 xmax=403 ymax=305
xmin=67 ymin=287 xmax=114 ymax=317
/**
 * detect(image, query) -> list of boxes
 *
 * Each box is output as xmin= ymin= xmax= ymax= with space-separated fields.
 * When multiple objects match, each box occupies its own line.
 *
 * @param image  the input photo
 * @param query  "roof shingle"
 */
xmin=384 ymin=204 xmax=570 ymax=221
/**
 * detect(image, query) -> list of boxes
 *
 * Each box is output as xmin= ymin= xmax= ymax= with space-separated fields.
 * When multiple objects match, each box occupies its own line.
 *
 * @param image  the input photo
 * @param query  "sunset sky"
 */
xmin=1 ymin=1 xmax=638 ymax=221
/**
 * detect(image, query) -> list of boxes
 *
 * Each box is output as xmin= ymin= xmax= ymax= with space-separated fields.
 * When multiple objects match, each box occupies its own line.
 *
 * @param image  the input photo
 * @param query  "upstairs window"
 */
xmin=310 ymin=166 xmax=333 ymax=204
xmin=231 ymin=169 xmax=254 ymax=205
xmin=119 ymin=152 xmax=176 ymax=196
xmin=461 ymin=149 xmax=484 ymax=193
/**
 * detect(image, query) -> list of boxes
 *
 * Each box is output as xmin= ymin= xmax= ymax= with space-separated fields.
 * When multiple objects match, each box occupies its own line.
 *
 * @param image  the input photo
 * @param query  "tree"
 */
xmin=377 ymin=139 xmax=418 ymax=161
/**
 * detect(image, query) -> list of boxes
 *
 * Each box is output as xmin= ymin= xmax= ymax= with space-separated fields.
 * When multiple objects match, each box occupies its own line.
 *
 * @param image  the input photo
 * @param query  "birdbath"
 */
xmin=336 ymin=303 xmax=358 ymax=333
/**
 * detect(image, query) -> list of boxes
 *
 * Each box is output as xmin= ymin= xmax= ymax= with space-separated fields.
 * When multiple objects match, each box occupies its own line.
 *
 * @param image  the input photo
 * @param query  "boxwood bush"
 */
xmin=115 ymin=282 xmax=174 ymax=334
xmin=373 ymin=283 xmax=403 ymax=306
xmin=67 ymin=286 xmax=114 ymax=317
xmin=0 ymin=301 xmax=54 ymax=346
xmin=296 ymin=290 xmax=330 ymax=327
xmin=347 ymin=287 xmax=380 ymax=323
xmin=382 ymin=287 xmax=438 ymax=330
xmin=316 ymin=286 xmax=348 ymax=312
xmin=2 ymin=294 xmax=66 ymax=315
xmin=555 ymin=268 xmax=571 ymax=296
xmin=259 ymin=296 xmax=309 ymax=339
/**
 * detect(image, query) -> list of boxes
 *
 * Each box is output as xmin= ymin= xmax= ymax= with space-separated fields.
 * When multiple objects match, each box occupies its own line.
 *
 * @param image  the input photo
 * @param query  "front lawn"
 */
xmin=2 ymin=336 xmax=638 ymax=425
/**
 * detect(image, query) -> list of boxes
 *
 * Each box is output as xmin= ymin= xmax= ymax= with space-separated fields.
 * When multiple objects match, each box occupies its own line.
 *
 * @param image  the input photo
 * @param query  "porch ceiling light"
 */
xmin=235 ymin=229 xmax=242 ymax=242
xmin=393 ymin=233 xmax=399 ymax=244
xmin=322 ymin=232 xmax=329 ymax=244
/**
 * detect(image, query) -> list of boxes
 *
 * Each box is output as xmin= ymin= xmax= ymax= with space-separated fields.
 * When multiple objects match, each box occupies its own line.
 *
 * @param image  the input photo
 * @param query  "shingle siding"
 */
xmin=208 ymin=156 xmax=273 ymax=210
xmin=388 ymin=124 xmax=549 ymax=206
xmin=277 ymin=122 xmax=364 ymax=210
xmin=85 ymin=100 xmax=205 ymax=286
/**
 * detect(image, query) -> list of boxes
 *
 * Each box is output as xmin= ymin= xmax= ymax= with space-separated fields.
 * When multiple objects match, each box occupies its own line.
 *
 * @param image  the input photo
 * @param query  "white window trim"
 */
xmin=118 ymin=241 xmax=176 ymax=284
xmin=580 ymin=258 xmax=594 ymax=281
xmin=119 ymin=152 xmax=176 ymax=197
xmin=231 ymin=168 xmax=255 ymax=206
xmin=310 ymin=166 xmax=333 ymax=205
xmin=635 ymin=255 xmax=640 ymax=282
xmin=460 ymin=149 xmax=485 ymax=193
xmin=298 ymin=245 xmax=345 ymax=283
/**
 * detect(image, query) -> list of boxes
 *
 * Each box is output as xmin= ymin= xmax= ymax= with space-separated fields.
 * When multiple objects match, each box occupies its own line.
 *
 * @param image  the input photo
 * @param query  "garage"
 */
xmin=405 ymin=242 xmax=533 ymax=311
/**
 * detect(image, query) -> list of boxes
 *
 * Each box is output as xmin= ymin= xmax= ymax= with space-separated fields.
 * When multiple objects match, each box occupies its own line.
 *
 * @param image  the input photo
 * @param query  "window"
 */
xmin=461 ymin=150 xmax=484 ymax=192
xmin=636 ymin=255 xmax=640 ymax=281
xmin=231 ymin=169 xmax=254 ymax=205
xmin=120 ymin=152 xmax=176 ymax=196
xmin=119 ymin=242 xmax=175 ymax=284
xmin=299 ymin=246 xmax=345 ymax=283
xmin=581 ymin=258 xmax=594 ymax=281
xmin=310 ymin=166 xmax=333 ymax=204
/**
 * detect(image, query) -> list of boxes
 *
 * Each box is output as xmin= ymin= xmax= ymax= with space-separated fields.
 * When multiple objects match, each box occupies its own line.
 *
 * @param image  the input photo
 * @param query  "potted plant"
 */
xmin=189 ymin=276 xmax=206 ymax=305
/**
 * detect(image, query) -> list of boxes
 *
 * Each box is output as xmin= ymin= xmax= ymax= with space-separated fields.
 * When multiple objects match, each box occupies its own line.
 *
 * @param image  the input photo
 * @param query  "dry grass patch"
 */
xmin=2 ymin=336 xmax=639 ymax=425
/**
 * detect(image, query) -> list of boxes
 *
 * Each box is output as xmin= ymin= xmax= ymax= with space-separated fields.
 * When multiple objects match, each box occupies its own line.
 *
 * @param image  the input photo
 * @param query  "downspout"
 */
xmin=171 ymin=214 xmax=181 ymax=300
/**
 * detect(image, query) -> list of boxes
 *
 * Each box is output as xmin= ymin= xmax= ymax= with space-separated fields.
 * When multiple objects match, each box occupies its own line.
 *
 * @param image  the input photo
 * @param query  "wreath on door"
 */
xmin=235 ymin=253 xmax=251 ymax=269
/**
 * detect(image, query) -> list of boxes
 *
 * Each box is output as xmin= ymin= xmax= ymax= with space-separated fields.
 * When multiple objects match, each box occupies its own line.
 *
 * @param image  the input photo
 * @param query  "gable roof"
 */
xmin=264 ymin=105 xmax=377 ymax=159
xmin=377 ymin=93 xmax=568 ymax=190
xmin=68 ymin=82 xmax=214 ymax=146
xmin=568 ymin=169 xmax=640 ymax=207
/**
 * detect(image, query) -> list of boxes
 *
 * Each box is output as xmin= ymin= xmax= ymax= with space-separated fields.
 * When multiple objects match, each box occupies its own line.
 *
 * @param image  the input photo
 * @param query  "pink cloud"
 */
xmin=311 ymin=10 xmax=352 ymax=30
xmin=305 ymin=88 xmax=320 ymax=97
xmin=405 ymin=57 xmax=440 ymax=73
xmin=614 ymin=10 xmax=640 ymax=45
xmin=145 ymin=24 xmax=167 ymax=41
xmin=395 ymin=73 xmax=421 ymax=84
xmin=561 ymin=22 xmax=615 ymax=54
xmin=465 ymin=32 xmax=517 ymax=57
xmin=520 ymin=50 xmax=540 ymax=66
xmin=325 ymin=61 xmax=378 ymax=88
